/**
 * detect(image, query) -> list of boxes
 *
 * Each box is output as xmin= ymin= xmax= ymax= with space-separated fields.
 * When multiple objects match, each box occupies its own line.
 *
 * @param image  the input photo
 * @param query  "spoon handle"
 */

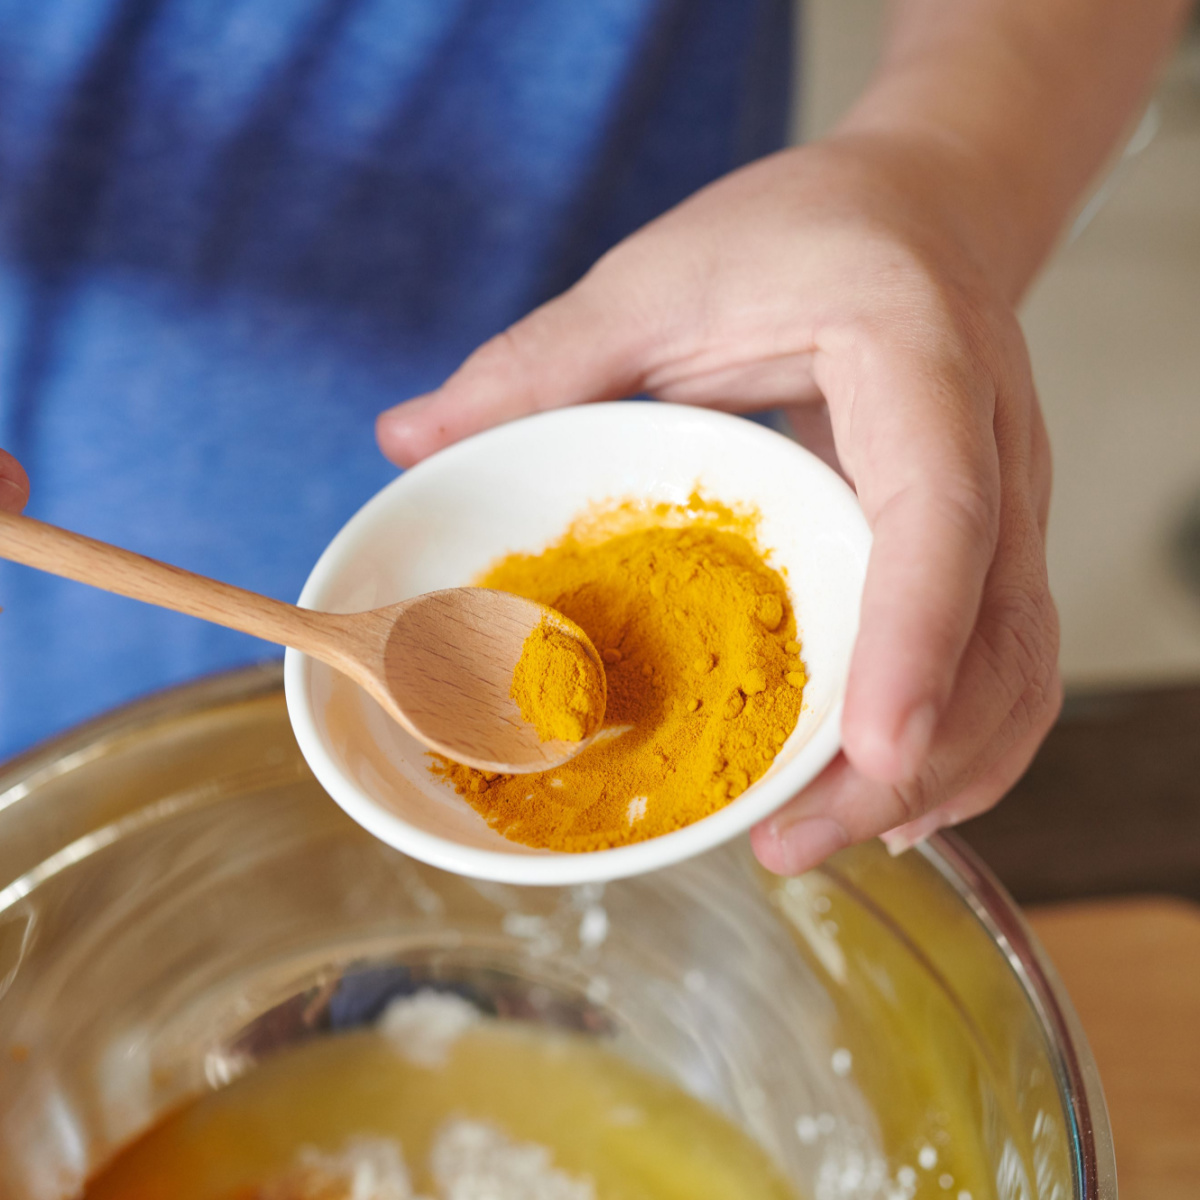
xmin=0 ymin=510 xmax=355 ymax=663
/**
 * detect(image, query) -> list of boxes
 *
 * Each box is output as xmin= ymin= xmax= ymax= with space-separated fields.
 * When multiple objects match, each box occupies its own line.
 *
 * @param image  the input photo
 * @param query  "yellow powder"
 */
xmin=511 ymin=618 xmax=605 ymax=743
xmin=431 ymin=493 xmax=806 ymax=852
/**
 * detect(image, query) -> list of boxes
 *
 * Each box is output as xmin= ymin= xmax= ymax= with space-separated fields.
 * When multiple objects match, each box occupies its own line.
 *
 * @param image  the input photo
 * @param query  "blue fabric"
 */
xmin=0 ymin=0 xmax=792 ymax=760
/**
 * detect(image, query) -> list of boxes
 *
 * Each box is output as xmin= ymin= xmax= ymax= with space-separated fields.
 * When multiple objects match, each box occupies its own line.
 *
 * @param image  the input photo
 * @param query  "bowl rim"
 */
xmin=283 ymin=403 xmax=868 ymax=885
xmin=919 ymin=834 xmax=1117 ymax=1200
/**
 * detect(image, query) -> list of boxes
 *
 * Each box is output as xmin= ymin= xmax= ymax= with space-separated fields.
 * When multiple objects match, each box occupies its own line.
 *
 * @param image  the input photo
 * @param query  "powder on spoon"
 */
xmin=510 ymin=618 xmax=605 ymax=743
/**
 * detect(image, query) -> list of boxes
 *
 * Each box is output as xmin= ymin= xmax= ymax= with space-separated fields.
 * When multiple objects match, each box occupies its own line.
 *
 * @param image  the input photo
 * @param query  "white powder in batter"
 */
xmin=276 ymin=1121 xmax=594 ymax=1200
xmin=277 ymin=1136 xmax=421 ymax=1200
xmin=377 ymin=990 xmax=480 ymax=1069
xmin=431 ymin=1119 xmax=595 ymax=1200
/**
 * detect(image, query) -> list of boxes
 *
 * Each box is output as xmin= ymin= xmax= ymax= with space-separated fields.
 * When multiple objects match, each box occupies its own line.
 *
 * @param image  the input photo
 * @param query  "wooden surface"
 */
xmin=1028 ymin=897 xmax=1200 ymax=1200
xmin=962 ymin=681 xmax=1200 ymax=1197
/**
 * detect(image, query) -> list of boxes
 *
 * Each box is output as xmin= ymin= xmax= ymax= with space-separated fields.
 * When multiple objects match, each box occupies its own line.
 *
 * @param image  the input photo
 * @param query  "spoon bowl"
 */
xmin=376 ymin=588 xmax=606 ymax=772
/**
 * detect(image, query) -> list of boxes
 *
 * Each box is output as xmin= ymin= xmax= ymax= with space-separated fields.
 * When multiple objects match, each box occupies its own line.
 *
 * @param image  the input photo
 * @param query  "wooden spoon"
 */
xmin=0 ymin=511 xmax=605 ymax=774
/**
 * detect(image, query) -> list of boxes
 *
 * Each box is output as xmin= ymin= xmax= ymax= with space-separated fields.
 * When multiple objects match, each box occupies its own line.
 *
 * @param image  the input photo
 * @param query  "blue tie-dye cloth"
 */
xmin=0 ymin=0 xmax=791 ymax=759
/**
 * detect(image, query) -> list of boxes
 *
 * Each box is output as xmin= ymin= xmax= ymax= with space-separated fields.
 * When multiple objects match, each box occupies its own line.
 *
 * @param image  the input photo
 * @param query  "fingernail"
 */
xmin=898 ymin=702 xmax=937 ymax=781
xmin=777 ymin=817 xmax=849 ymax=876
xmin=879 ymin=828 xmax=921 ymax=856
xmin=880 ymin=806 xmax=951 ymax=857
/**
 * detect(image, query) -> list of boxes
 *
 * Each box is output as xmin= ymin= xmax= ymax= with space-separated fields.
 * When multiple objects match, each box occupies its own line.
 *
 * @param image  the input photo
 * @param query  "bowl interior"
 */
xmin=286 ymin=404 xmax=871 ymax=883
xmin=0 ymin=669 xmax=1110 ymax=1200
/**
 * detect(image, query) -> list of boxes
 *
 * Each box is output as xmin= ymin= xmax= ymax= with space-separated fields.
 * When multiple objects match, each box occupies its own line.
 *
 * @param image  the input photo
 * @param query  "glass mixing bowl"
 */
xmin=0 ymin=666 xmax=1114 ymax=1200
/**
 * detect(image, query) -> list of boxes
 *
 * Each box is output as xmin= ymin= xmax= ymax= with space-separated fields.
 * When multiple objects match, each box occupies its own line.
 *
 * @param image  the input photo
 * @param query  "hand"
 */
xmin=376 ymin=134 xmax=1061 ymax=873
xmin=0 ymin=450 xmax=28 ymax=514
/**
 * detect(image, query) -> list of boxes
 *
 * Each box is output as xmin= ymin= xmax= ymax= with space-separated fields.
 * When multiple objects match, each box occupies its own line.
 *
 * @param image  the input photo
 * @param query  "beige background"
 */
xmin=797 ymin=1 xmax=1200 ymax=688
xmin=795 ymin=11 xmax=1200 ymax=1196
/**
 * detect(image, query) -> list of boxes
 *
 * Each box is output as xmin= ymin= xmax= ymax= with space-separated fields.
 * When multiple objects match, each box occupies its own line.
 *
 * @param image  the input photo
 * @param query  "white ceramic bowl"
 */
xmin=285 ymin=404 xmax=871 ymax=885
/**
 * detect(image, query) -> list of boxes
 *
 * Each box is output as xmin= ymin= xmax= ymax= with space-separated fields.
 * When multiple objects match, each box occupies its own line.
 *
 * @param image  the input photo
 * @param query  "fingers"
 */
xmin=879 ymin=658 xmax=1062 ymax=853
xmin=824 ymin=338 xmax=1003 ymax=784
xmin=751 ymin=533 xmax=1060 ymax=876
xmin=782 ymin=402 xmax=846 ymax=480
xmin=0 ymin=450 xmax=29 ymax=513
xmin=751 ymin=662 xmax=1059 ymax=877
xmin=751 ymin=700 xmax=1051 ymax=876
xmin=1030 ymin=394 xmax=1053 ymax=536
xmin=377 ymin=270 xmax=652 ymax=467
xmin=877 ymin=705 xmax=1054 ymax=854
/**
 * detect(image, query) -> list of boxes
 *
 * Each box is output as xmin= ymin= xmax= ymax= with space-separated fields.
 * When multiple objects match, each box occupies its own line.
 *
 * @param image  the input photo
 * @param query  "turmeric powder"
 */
xmin=431 ymin=493 xmax=806 ymax=852
xmin=511 ymin=617 xmax=605 ymax=742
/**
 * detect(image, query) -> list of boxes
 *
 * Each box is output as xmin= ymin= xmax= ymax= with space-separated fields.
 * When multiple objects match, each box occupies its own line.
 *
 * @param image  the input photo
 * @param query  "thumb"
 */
xmin=377 ymin=271 xmax=652 ymax=467
xmin=0 ymin=450 xmax=29 ymax=514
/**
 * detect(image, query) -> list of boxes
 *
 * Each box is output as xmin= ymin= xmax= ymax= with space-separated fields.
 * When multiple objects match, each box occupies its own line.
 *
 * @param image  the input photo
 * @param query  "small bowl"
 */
xmin=284 ymin=404 xmax=871 ymax=885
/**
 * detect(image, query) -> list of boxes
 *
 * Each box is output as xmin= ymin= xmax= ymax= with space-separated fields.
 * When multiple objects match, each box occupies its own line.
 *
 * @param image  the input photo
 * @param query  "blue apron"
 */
xmin=0 ymin=0 xmax=791 ymax=758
